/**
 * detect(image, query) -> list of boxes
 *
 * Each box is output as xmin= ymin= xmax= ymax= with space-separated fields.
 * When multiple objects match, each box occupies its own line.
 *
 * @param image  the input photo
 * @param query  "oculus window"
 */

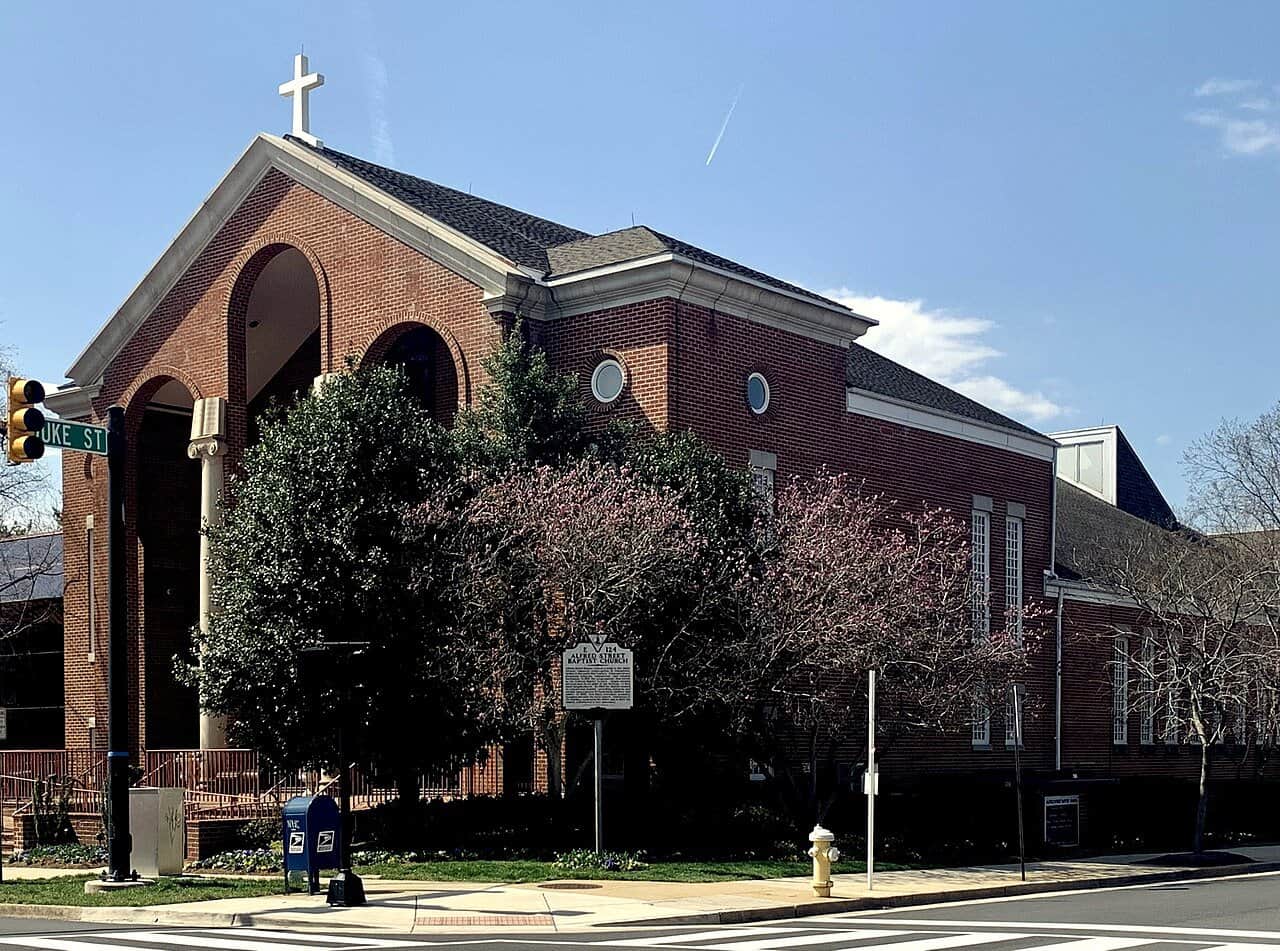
xmin=591 ymin=359 xmax=625 ymax=404
xmin=747 ymin=372 xmax=770 ymax=414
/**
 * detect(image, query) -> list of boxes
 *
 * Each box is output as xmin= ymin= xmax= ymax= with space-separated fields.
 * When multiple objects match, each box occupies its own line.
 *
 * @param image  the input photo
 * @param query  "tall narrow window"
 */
xmin=1113 ymin=636 xmax=1129 ymax=745
xmin=748 ymin=449 xmax=776 ymax=516
xmin=1163 ymin=689 xmax=1179 ymax=745
xmin=971 ymin=505 xmax=991 ymax=747
xmin=972 ymin=697 xmax=991 ymax=747
xmin=1005 ymin=515 xmax=1023 ymax=644
xmin=971 ymin=510 xmax=991 ymax=640
xmin=1140 ymin=633 xmax=1155 ymax=745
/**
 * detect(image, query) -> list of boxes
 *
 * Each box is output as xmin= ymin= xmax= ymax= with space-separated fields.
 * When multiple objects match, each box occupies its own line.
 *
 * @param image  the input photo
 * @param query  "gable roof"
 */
xmin=0 ymin=533 xmax=62 ymax=604
xmin=298 ymin=139 xmax=589 ymax=272
xmin=298 ymin=145 xmax=849 ymax=310
xmin=846 ymin=344 xmax=1044 ymax=438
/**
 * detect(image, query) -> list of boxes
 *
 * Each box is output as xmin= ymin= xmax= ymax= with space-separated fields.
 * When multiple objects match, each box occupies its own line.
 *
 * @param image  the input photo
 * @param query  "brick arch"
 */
xmin=120 ymin=369 xmax=203 ymax=441
xmin=224 ymin=233 xmax=329 ymax=458
xmin=360 ymin=315 xmax=471 ymax=407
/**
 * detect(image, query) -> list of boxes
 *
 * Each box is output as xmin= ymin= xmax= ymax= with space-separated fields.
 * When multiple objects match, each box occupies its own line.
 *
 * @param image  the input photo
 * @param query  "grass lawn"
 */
xmin=356 ymin=858 xmax=904 ymax=882
xmin=0 ymin=875 xmax=282 ymax=907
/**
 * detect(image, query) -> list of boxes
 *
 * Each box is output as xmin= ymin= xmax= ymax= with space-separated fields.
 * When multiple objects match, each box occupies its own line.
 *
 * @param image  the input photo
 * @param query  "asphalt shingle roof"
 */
xmin=846 ymin=345 xmax=1045 ymax=438
xmin=294 ymin=139 xmax=589 ymax=272
xmin=1054 ymin=480 xmax=1165 ymax=581
xmin=296 ymin=138 xmax=1044 ymax=438
xmin=0 ymin=533 xmax=62 ymax=604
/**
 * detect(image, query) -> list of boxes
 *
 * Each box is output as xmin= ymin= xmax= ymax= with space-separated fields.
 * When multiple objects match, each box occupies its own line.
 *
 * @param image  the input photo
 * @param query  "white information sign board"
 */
xmin=562 ymin=641 xmax=634 ymax=710
xmin=0 ymin=707 xmax=9 ymax=741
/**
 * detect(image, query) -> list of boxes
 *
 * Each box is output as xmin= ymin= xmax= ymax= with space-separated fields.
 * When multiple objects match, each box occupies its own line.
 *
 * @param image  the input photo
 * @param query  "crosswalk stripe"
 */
xmin=1015 ymin=940 xmax=1155 ymax=951
xmin=0 ymin=939 xmax=195 ymax=951
xmin=222 ymin=931 xmax=424 ymax=948
xmin=810 ymin=932 xmax=1033 ymax=951
xmin=845 ymin=920 xmax=1280 ymax=942
xmin=605 ymin=930 xmax=805 ymax=947
xmin=703 ymin=930 xmax=912 ymax=951
xmin=59 ymin=932 xmax=388 ymax=951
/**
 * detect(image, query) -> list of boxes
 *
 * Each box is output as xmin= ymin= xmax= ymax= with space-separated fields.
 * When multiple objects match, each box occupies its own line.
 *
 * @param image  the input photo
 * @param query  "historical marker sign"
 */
xmin=1044 ymin=794 xmax=1080 ymax=847
xmin=562 ymin=641 xmax=634 ymax=710
xmin=41 ymin=418 xmax=108 ymax=456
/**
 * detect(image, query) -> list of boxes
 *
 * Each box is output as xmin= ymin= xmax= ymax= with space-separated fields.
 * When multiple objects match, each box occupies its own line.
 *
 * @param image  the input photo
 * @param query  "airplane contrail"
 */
xmin=705 ymin=85 xmax=744 ymax=166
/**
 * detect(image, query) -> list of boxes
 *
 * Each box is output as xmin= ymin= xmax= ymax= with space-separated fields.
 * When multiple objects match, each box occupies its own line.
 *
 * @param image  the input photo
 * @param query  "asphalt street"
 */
xmin=1 ymin=870 xmax=1279 ymax=951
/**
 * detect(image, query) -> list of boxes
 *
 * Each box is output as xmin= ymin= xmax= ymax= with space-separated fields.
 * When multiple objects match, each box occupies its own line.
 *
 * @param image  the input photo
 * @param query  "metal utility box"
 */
xmin=128 ymin=787 xmax=185 ymax=877
xmin=282 ymin=794 xmax=341 ymax=894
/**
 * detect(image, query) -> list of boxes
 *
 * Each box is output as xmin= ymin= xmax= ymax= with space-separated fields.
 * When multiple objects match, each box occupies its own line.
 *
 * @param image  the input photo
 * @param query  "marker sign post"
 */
xmin=562 ymin=641 xmax=633 ymax=853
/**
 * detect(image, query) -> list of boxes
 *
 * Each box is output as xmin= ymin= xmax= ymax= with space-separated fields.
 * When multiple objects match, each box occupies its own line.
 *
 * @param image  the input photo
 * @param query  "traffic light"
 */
xmin=6 ymin=377 xmax=46 ymax=464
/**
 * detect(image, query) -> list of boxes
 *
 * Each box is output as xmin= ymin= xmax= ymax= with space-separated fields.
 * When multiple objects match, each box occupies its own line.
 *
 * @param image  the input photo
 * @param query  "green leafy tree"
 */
xmin=192 ymin=365 xmax=502 ymax=800
xmin=453 ymin=322 xmax=589 ymax=472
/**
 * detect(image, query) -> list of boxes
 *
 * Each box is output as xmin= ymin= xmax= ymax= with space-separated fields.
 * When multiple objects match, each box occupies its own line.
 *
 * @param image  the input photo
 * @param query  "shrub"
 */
xmin=187 ymin=846 xmax=283 ymax=874
xmin=554 ymin=848 xmax=647 ymax=873
xmin=10 ymin=843 xmax=106 ymax=867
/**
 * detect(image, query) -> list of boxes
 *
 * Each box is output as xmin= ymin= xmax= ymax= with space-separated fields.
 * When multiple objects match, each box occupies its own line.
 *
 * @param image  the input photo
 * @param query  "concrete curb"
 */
xmin=603 ymin=861 xmax=1280 ymax=927
xmin=2 ymin=862 xmax=1277 ymax=933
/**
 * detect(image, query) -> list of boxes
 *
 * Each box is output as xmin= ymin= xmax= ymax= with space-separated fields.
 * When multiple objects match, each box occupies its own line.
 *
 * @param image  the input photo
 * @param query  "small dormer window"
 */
xmin=1058 ymin=441 xmax=1104 ymax=496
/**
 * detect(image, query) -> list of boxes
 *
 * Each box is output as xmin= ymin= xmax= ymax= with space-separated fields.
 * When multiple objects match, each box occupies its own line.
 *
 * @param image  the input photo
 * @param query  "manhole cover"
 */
xmin=540 ymin=881 xmax=603 ymax=890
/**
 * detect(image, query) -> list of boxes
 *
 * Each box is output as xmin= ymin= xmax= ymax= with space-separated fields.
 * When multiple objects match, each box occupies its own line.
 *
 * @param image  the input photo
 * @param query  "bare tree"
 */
xmin=1088 ymin=524 xmax=1277 ymax=854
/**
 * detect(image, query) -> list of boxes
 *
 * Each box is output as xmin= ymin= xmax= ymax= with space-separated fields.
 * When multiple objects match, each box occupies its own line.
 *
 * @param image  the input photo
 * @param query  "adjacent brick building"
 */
xmin=40 ymin=133 xmax=1252 ymax=850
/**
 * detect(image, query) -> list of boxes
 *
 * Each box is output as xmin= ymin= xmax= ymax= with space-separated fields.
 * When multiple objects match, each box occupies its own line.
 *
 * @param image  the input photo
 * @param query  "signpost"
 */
xmin=1011 ymin=683 xmax=1027 ymax=882
xmin=866 ymin=669 xmax=877 ymax=890
xmin=562 ymin=641 xmax=634 ymax=853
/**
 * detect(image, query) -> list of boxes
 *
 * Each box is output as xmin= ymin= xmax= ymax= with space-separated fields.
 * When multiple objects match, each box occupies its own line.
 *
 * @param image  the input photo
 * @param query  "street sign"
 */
xmin=41 ymin=418 xmax=108 ymax=456
xmin=562 ymin=641 xmax=634 ymax=710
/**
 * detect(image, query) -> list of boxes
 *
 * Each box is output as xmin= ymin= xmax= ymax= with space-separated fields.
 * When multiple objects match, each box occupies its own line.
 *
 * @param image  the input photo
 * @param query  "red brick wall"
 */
xmin=63 ymin=170 xmax=502 ymax=749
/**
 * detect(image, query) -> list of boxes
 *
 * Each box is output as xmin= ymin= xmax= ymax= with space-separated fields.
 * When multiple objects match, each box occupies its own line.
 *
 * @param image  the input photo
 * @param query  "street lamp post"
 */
xmin=300 ymin=640 xmax=368 ymax=907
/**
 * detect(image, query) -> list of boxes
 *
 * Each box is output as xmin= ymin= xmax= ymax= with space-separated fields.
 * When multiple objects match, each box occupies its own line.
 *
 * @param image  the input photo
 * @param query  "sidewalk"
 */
xmin=3 ymin=846 xmax=1279 ymax=933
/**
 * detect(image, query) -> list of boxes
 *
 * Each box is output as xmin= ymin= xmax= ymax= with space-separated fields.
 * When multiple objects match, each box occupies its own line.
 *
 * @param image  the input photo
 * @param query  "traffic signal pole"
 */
xmin=106 ymin=405 xmax=133 ymax=882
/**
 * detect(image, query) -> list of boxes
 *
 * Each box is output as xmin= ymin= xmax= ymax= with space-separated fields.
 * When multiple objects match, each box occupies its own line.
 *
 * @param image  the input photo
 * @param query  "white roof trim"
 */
xmin=1044 ymin=574 xmax=1138 ymax=608
xmin=545 ymin=256 xmax=875 ymax=347
xmin=846 ymin=386 xmax=1056 ymax=461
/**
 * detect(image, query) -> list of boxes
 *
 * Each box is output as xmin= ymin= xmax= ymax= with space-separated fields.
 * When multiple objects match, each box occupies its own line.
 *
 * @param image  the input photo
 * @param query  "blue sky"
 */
xmin=2 ymin=1 xmax=1278 ymax=511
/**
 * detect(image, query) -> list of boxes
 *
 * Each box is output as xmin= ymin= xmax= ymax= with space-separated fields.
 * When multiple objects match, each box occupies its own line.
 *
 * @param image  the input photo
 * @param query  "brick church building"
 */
xmin=36 ymin=71 xmax=1263 ymax=853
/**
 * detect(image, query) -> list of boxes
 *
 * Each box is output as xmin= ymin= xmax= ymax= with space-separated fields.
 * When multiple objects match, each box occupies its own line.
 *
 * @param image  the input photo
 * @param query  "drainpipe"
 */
xmin=1055 ymin=587 xmax=1065 ymax=773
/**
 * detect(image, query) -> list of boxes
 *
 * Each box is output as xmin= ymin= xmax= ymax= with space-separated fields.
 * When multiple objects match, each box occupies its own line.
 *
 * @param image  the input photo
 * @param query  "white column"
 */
xmin=188 ymin=397 xmax=228 ymax=750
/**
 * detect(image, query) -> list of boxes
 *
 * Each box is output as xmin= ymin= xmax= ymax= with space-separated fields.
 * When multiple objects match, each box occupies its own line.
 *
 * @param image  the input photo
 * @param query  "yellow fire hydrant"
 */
xmin=808 ymin=825 xmax=840 ymax=897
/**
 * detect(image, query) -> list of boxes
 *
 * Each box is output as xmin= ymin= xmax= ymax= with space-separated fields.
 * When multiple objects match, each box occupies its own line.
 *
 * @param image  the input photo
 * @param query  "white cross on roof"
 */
xmin=278 ymin=53 xmax=324 ymax=148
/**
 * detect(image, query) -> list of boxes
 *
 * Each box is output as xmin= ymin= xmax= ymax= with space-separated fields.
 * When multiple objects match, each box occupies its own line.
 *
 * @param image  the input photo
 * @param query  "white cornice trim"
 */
xmin=846 ymin=387 xmax=1056 ymax=461
xmin=544 ymin=256 xmax=875 ymax=347
xmin=1044 ymin=575 xmax=1138 ymax=608
xmin=44 ymin=384 xmax=101 ymax=422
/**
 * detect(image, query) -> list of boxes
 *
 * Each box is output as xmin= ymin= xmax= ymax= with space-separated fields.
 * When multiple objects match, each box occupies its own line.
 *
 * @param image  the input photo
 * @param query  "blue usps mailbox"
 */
xmin=282 ymin=795 xmax=341 ymax=894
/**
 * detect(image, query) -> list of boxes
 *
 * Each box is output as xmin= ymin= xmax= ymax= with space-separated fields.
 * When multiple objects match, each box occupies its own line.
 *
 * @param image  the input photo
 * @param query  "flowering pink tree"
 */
xmin=462 ymin=459 xmax=742 ymax=794
xmin=743 ymin=472 xmax=1032 ymax=822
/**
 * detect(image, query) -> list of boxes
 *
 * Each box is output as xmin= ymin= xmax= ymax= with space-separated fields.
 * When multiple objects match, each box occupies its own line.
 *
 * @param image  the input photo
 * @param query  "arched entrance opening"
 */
xmin=241 ymin=246 xmax=321 ymax=444
xmin=134 ymin=379 xmax=200 ymax=748
xmin=377 ymin=324 xmax=460 ymax=425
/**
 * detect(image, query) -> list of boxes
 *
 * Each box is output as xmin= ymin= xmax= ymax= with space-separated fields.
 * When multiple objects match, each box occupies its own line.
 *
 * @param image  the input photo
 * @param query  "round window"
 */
xmin=747 ymin=372 xmax=770 ymax=415
xmin=591 ymin=358 xmax=625 ymax=404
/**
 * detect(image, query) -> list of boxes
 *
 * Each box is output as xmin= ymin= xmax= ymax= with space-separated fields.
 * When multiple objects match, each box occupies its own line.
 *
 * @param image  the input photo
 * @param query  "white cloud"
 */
xmin=1239 ymin=97 xmax=1273 ymax=112
xmin=1187 ymin=109 xmax=1280 ymax=155
xmin=827 ymin=290 xmax=1065 ymax=423
xmin=1155 ymin=434 xmax=1173 ymax=446
xmin=1194 ymin=78 xmax=1260 ymax=97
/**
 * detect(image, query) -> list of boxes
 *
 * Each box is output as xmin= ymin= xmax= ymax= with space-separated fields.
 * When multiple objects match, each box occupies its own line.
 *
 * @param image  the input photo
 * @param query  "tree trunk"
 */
xmin=1194 ymin=742 xmax=1211 ymax=855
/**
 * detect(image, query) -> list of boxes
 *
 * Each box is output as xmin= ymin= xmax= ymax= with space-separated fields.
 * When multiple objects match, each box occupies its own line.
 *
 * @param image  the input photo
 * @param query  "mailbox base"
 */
xmin=326 ymin=869 xmax=365 ymax=906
